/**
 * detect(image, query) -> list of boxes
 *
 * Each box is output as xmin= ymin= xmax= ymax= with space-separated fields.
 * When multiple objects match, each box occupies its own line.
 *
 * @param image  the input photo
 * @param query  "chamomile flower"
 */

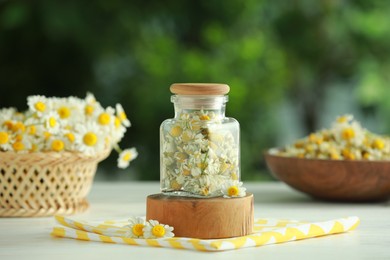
xmin=84 ymin=93 xmax=103 ymax=118
xmin=75 ymin=123 xmax=105 ymax=155
xmin=63 ymin=130 xmax=77 ymax=150
xmin=10 ymin=121 xmax=26 ymax=134
xmin=1 ymin=93 xmax=136 ymax=169
xmin=222 ymin=180 xmax=246 ymax=198
xmin=143 ymin=220 xmax=174 ymax=239
xmin=117 ymin=148 xmax=138 ymax=169
xmin=10 ymin=134 xmax=31 ymax=153
xmin=27 ymin=135 xmax=45 ymax=152
xmin=0 ymin=128 xmax=12 ymax=151
xmin=42 ymin=111 xmax=61 ymax=134
xmin=27 ymin=95 xmax=49 ymax=116
xmin=111 ymin=116 xmax=127 ymax=144
xmin=116 ymin=104 xmax=131 ymax=127
xmin=47 ymin=137 xmax=66 ymax=152
xmin=125 ymin=217 xmax=146 ymax=238
xmin=332 ymin=115 xmax=365 ymax=146
xmin=0 ymin=108 xmax=17 ymax=123
xmin=51 ymin=98 xmax=73 ymax=121
xmin=97 ymin=106 xmax=115 ymax=127
xmin=334 ymin=114 xmax=354 ymax=125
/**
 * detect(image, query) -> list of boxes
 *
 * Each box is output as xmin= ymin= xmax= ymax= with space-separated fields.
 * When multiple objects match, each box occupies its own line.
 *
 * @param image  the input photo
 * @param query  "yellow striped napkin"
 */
xmin=51 ymin=215 xmax=359 ymax=251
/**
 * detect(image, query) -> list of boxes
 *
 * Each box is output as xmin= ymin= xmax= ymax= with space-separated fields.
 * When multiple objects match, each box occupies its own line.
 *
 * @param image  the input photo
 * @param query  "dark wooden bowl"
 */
xmin=264 ymin=151 xmax=390 ymax=202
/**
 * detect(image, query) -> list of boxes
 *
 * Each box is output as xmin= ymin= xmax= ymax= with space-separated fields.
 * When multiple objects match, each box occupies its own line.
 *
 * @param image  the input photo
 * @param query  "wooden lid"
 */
xmin=170 ymin=83 xmax=230 ymax=95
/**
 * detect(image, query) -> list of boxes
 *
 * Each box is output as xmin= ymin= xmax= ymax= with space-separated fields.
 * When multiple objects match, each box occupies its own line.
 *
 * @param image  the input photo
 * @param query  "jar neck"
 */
xmin=171 ymin=95 xmax=228 ymax=119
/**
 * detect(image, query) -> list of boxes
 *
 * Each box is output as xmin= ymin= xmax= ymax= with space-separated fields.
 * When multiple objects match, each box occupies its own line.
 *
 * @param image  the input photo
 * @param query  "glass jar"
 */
xmin=160 ymin=83 xmax=240 ymax=197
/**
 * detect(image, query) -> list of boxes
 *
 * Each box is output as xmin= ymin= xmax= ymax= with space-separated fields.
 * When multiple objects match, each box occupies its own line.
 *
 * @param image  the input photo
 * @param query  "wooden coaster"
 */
xmin=146 ymin=193 xmax=254 ymax=239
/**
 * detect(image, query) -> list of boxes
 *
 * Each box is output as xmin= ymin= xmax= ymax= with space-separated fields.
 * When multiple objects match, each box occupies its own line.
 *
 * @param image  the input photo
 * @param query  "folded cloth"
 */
xmin=51 ymin=215 xmax=359 ymax=252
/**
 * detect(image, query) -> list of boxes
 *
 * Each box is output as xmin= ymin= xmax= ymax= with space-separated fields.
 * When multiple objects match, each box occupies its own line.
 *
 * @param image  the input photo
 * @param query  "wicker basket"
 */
xmin=0 ymin=149 xmax=110 ymax=217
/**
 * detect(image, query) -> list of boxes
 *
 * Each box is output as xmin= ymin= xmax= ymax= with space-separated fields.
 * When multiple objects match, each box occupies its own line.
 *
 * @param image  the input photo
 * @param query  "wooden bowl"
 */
xmin=264 ymin=150 xmax=390 ymax=202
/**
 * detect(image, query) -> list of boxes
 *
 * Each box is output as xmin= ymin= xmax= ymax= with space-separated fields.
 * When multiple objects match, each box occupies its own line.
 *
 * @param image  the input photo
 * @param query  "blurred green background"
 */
xmin=1 ymin=0 xmax=390 ymax=181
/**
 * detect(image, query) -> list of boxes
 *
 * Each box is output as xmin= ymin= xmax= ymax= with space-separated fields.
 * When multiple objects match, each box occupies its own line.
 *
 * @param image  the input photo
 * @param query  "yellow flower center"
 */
xmin=58 ymin=107 xmax=71 ymax=119
xmin=123 ymin=152 xmax=132 ymax=162
xmin=83 ymin=132 xmax=98 ymax=146
xmin=0 ymin=132 xmax=9 ymax=145
xmin=119 ymin=111 xmax=127 ymax=121
xmin=35 ymin=101 xmax=46 ymax=112
xmin=12 ymin=122 xmax=25 ymax=133
xmin=98 ymin=113 xmax=111 ymax=125
xmin=115 ymin=117 xmax=121 ymax=128
xmin=200 ymin=115 xmax=210 ymax=121
xmin=51 ymin=139 xmax=65 ymax=152
xmin=151 ymin=225 xmax=166 ymax=237
xmin=182 ymin=169 xmax=191 ymax=176
xmin=132 ymin=223 xmax=144 ymax=237
xmin=342 ymin=149 xmax=355 ymax=160
xmin=65 ymin=133 xmax=75 ymax=143
xmin=27 ymin=125 xmax=36 ymax=135
xmin=308 ymin=133 xmax=317 ymax=142
xmin=372 ymin=139 xmax=385 ymax=150
xmin=197 ymin=162 xmax=207 ymax=170
xmin=341 ymin=128 xmax=355 ymax=140
xmin=171 ymin=180 xmax=181 ymax=190
xmin=181 ymin=132 xmax=192 ymax=142
xmin=3 ymin=120 xmax=14 ymax=130
xmin=227 ymin=186 xmax=239 ymax=196
xmin=330 ymin=152 xmax=340 ymax=160
xmin=201 ymin=186 xmax=210 ymax=195
xmin=85 ymin=105 xmax=94 ymax=116
xmin=15 ymin=134 xmax=23 ymax=141
xmin=13 ymin=141 xmax=25 ymax=151
xmin=30 ymin=143 xmax=38 ymax=152
xmin=363 ymin=151 xmax=370 ymax=159
xmin=305 ymin=144 xmax=315 ymax=153
xmin=170 ymin=126 xmax=182 ymax=137
xmin=337 ymin=116 xmax=348 ymax=123
xmin=44 ymin=131 xmax=51 ymax=140
xmin=49 ymin=117 xmax=57 ymax=128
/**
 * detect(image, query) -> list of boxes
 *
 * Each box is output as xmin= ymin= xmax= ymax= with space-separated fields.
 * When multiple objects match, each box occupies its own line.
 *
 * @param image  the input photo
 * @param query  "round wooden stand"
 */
xmin=146 ymin=193 xmax=254 ymax=239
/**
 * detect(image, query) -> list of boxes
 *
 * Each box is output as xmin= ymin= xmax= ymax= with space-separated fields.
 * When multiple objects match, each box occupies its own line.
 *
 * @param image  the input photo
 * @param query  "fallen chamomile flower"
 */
xmin=0 ymin=94 xmax=137 ymax=169
xmin=124 ymin=218 xmax=175 ymax=239
xmin=143 ymin=220 xmax=174 ymax=239
xmin=222 ymin=180 xmax=247 ymax=198
xmin=125 ymin=217 xmax=146 ymax=238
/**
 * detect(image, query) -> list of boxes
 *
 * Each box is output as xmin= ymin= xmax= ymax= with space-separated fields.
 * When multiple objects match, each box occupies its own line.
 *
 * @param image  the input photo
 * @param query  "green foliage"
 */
xmin=1 ymin=0 xmax=390 ymax=181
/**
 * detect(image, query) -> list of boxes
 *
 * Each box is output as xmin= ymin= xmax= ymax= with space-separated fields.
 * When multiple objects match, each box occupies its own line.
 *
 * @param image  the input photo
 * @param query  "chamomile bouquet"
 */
xmin=0 ymin=93 xmax=137 ymax=169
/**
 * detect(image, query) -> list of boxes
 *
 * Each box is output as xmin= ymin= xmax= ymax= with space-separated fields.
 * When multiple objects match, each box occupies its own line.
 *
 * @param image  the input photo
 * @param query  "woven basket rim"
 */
xmin=0 ymin=148 xmax=112 ymax=165
xmin=0 ymin=148 xmax=111 ymax=157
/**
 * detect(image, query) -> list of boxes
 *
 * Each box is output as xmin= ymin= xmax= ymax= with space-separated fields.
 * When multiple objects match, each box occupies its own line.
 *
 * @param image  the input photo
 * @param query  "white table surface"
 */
xmin=0 ymin=181 xmax=389 ymax=260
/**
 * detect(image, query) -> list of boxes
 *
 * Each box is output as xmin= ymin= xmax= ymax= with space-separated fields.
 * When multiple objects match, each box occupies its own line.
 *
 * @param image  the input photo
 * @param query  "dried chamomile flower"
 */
xmin=277 ymin=114 xmax=390 ymax=161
